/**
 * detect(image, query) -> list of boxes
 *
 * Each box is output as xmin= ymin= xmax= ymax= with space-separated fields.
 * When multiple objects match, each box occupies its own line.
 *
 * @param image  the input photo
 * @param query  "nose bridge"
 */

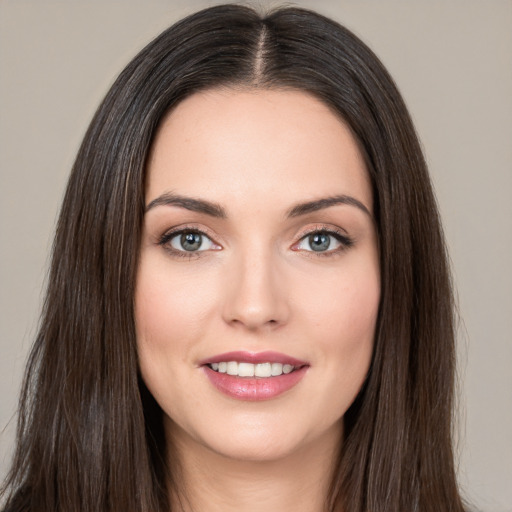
xmin=222 ymin=239 xmax=289 ymax=330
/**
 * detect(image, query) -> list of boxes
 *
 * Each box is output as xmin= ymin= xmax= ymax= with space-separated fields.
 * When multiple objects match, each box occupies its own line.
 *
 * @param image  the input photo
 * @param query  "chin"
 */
xmin=167 ymin=410 xmax=343 ymax=466
xmin=216 ymin=430 xmax=302 ymax=462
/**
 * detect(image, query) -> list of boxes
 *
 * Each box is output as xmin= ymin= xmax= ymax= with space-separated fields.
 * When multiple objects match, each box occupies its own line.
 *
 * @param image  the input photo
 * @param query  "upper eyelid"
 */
xmin=160 ymin=224 xmax=218 ymax=241
xmin=293 ymin=228 xmax=352 ymax=249
xmin=296 ymin=224 xmax=349 ymax=238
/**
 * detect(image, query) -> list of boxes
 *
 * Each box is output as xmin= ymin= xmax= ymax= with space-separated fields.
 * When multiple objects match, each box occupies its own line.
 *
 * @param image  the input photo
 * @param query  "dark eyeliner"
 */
xmin=158 ymin=227 xmax=204 ymax=247
xmin=296 ymin=227 xmax=355 ymax=257
xmin=157 ymin=227 xmax=213 ymax=259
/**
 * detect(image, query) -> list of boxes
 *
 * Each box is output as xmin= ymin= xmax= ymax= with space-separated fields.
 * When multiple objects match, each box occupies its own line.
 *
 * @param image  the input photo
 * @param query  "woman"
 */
xmin=1 ymin=4 xmax=468 ymax=511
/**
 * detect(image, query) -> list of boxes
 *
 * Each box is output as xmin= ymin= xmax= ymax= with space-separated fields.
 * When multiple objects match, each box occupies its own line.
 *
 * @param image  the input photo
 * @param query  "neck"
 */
xmin=166 ymin=423 xmax=342 ymax=512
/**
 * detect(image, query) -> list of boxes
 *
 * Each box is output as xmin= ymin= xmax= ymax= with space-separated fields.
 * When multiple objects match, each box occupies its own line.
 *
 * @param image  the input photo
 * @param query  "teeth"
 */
xmin=283 ymin=364 xmax=294 ymax=374
xmin=208 ymin=361 xmax=297 ymax=377
xmin=226 ymin=361 xmax=238 ymax=375
xmin=238 ymin=362 xmax=255 ymax=377
xmin=271 ymin=363 xmax=283 ymax=376
xmin=255 ymin=362 xmax=272 ymax=377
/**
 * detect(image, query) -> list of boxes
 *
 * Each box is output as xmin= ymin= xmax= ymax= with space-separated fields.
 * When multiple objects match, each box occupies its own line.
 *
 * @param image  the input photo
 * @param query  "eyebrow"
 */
xmin=285 ymin=195 xmax=371 ymax=218
xmin=145 ymin=192 xmax=371 ymax=219
xmin=146 ymin=192 xmax=227 ymax=218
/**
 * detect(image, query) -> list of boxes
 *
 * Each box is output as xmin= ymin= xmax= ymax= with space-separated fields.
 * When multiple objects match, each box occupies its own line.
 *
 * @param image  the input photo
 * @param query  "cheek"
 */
xmin=298 ymin=259 xmax=380 ymax=387
xmin=134 ymin=259 xmax=218 ymax=419
xmin=328 ymin=294 xmax=377 ymax=386
xmin=302 ymin=259 xmax=380 ymax=337
xmin=134 ymin=258 xmax=216 ymax=395
xmin=135 ymin=259 xmax=213 ymax=345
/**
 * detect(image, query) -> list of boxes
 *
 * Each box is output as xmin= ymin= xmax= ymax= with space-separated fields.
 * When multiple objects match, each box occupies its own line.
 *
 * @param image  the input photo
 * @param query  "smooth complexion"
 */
xmin=135 ymin=89 xmax=380 ymax=512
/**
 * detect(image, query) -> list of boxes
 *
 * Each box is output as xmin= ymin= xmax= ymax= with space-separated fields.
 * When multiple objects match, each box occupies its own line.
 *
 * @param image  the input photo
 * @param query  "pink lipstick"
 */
xmin=200 ymin=351 xmax=309 ymax=401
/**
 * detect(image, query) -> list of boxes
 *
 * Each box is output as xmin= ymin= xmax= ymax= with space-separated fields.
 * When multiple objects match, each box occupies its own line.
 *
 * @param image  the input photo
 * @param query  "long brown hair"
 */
xmin=2 ymin=4 xmax=466 ymax=511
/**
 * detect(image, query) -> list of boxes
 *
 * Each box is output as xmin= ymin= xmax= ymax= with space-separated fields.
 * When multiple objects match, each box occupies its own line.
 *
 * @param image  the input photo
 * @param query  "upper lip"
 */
xmin=199 ymin=351 xmax=308 ymax=367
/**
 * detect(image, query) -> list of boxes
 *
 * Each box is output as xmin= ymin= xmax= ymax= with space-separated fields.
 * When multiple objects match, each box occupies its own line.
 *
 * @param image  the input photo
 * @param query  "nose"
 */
xmin=221 ymin=245 xmax=290 ymax=331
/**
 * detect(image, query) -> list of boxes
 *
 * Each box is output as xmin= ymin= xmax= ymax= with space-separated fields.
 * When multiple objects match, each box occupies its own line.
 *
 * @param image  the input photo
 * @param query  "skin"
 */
xmin=135 ymin=88 xmax=380 ymax=512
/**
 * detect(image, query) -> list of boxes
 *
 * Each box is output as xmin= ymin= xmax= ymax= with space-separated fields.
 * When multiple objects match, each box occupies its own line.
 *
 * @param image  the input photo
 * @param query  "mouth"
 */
xmin=207 ymin=361 xmax=299 ymax=377
xmin=200 ymin=351 xmax=309 ymax=401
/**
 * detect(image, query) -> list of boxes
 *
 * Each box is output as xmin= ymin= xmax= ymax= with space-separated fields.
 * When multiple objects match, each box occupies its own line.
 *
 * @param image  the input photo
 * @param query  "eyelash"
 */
xmin=157 ymin=224 xmax=354 ymax=260
xmin=294 ymin=225 xmax=354 ymax=258
xmin=158 ymin=226 xmax=218 ymax=260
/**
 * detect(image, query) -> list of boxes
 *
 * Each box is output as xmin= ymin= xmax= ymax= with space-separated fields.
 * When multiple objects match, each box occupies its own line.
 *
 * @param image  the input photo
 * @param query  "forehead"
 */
xmin=146 ymin=88 xmax=372 ymax=214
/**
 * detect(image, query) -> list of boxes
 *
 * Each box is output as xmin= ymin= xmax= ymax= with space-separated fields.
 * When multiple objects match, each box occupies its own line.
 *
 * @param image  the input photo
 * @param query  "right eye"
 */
xmin=160 ymin=229 xmax=221 ymax=254
xmin=168 ymin=230 xmax=216 ymax=252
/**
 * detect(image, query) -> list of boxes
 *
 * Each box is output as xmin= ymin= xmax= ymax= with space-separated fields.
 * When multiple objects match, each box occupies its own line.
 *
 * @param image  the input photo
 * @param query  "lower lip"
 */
xmin=203 ymin=365 xmax=308 ymax=401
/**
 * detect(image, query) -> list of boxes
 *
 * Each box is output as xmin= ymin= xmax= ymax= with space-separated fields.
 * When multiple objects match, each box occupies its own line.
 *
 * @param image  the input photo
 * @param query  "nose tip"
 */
xmin=226 ymin=297 xmax=281 ymax=331
xmin=222 ymin=255 xmax=289 ymax=331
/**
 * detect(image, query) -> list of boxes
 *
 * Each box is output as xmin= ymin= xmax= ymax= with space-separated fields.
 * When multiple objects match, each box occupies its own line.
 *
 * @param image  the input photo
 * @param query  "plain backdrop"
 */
xmin=1 ymin=1 xmax=511 ymax=510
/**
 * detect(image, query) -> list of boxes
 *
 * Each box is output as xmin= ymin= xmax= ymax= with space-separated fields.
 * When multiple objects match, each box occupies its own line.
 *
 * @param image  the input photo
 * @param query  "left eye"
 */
xmin=169 ymin=231 xmax=217 ymax=252
xmin=295 ymin=231 xmax=344 ymax=252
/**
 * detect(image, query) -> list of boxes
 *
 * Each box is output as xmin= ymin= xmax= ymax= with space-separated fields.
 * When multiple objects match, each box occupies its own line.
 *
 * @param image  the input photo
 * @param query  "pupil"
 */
xmin=309 ymin=233 xmax=330 ymax=251
xmin=181 ymin=232 xmax=202 ymax=251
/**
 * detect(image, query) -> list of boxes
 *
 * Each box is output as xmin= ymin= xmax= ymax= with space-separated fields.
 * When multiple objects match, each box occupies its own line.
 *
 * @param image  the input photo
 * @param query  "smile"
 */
xmin=208 ymin=361 xmax=296 ymax=377
xmin=201 ymin=351 xmax=309 ymax=401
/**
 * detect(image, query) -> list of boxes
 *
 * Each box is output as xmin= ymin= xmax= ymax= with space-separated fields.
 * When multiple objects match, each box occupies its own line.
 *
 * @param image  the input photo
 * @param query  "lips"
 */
xmin=200 ymin=351 xmax=309 ymax=401
xmin=200 ymin=350 xmax=308 ymax=366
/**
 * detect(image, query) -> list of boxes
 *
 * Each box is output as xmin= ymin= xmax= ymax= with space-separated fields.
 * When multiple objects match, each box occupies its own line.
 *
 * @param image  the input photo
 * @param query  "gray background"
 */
xmin=1 ymin=1 xmax=511 ymax=510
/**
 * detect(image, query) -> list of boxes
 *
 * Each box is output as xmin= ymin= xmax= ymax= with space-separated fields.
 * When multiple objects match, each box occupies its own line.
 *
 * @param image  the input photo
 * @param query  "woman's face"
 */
xmin=136 ymin=88 xmax=380 ymax=462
